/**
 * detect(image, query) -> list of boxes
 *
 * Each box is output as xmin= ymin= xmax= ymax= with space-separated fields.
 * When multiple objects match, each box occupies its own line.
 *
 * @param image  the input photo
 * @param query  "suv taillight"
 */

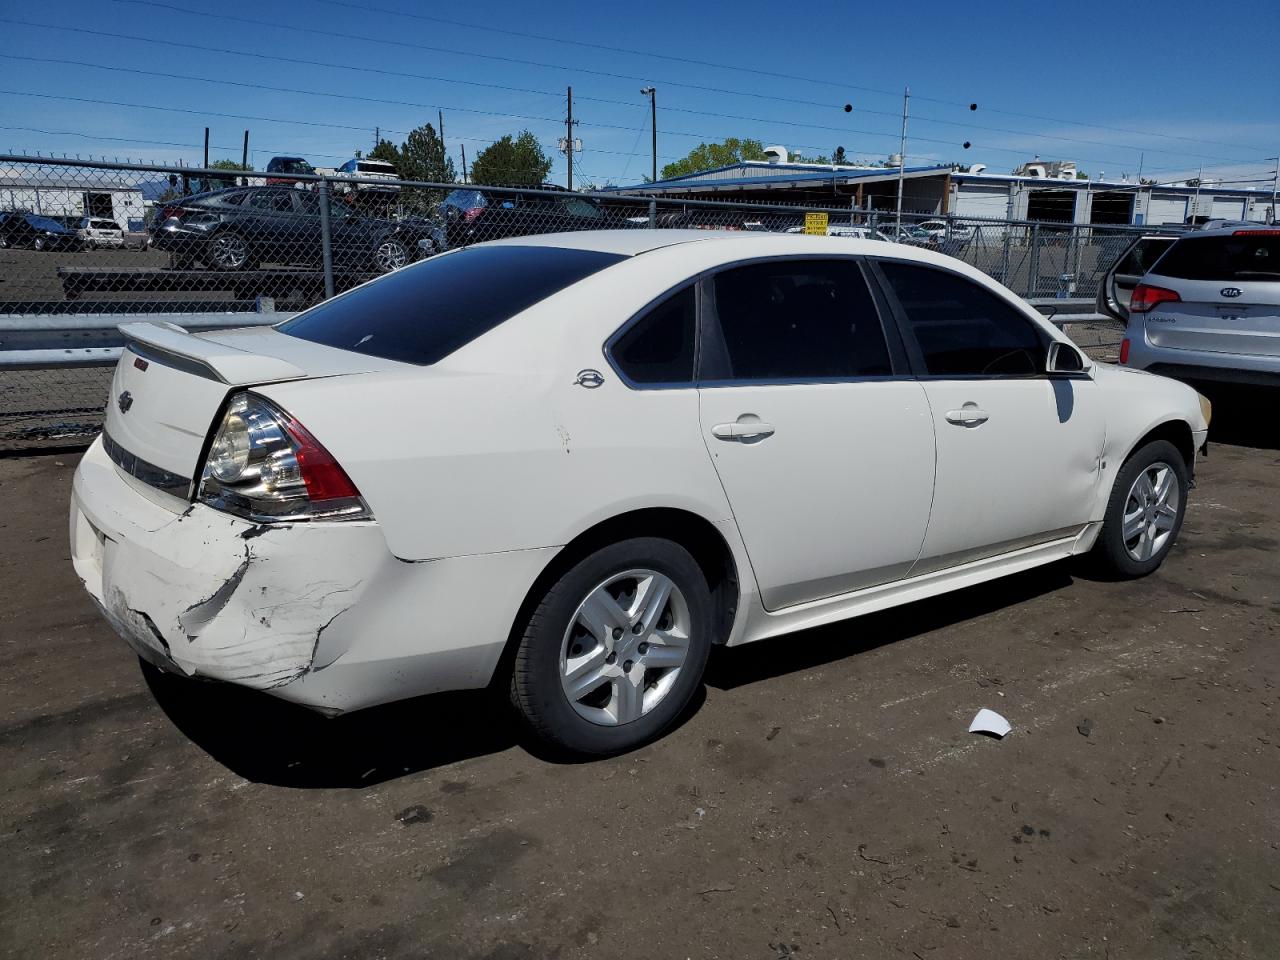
xmin=1130 ymin=283 xmax=1181 ymax=313
xmin=198 ymin=392 xmax=370 ymax=522
xmin=463 ymin=207 xmax=484 ymax=223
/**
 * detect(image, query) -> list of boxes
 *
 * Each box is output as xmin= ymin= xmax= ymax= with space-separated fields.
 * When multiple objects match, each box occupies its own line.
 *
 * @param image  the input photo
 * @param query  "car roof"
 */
xmin=480 ymin=228 xmax=969 ymax=263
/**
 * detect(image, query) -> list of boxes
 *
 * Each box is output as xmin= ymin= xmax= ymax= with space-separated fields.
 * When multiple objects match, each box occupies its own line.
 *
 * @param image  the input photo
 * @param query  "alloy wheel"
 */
xmin=374 ymin=239 xmax=408 ymax=272
xmin=559 ymin=569 xmax=692 ymax=726
xmin=211 ymin=234 xmax=248 ymax=269
xmin=1122 ymin=461 xmax=1180 ymax=562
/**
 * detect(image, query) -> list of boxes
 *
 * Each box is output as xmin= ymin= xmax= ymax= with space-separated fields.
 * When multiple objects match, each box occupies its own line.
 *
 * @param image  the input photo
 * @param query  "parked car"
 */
xmin=149 ymin=186 xmax=432 ymax=272
xmin=336 ymin=158 xmax=400 ymax=194
xmin=265 ymin=156 xmax=316 ymax=187
xmin=918 ymin=219 xmax=976 ymax=242
xmin=0 ymin=212 xmax=83 ymax=251
xmin=784 ymin=224 xmax=894 ymax=241
xmin=76 ymin=216 xmax=125 ymax=249
xmin=439 ymin=186 xmax=635 ymax=248
xmin=1101 ymin=226 xmax=1280 ymax=387
xmin=73 ymin=231 xmax=1210 ymax=756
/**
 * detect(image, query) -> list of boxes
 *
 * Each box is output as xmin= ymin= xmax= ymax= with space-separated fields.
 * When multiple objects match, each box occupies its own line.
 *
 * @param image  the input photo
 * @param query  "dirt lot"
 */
xmin=2 ymin=397 xmax=1278 ymax=960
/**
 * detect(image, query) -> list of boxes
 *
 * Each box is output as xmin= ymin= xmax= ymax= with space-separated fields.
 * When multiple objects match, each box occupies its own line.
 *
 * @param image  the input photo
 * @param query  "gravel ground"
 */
xmin=1 ymin=395 xmax=1277 ymax=960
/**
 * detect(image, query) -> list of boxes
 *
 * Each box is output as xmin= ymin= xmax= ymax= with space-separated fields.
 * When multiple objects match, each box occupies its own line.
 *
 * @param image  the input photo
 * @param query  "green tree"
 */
xmin=394 ymin=123 xmax=456 ymax=211
xmin=470 ymin=131 xmax=552 ymax=186
xmin=369 ymin=139 xmax=401 ymax=165
xmin=660 ymin=138 xmax=768 ymax=180
xmin=790 ymin=151 xmax=831 ymax=165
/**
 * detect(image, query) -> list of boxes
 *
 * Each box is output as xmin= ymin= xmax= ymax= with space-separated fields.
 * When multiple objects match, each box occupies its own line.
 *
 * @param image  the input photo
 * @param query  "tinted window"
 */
xmin=880 ymin=262 xmax=1046 ymax=376
xmin=279 ymin=246 xmax=626 ymax=365
xmin=1114 ymin=236 xmax=1176 ymax=275
xmin=709 ymin=259 xmax=891 ymax=381
xmin=247 ymin=191 xmax=293 ymax=212
xmin=1153 ymin=234 xmax=1280 ymax=282
xmin=611 ymin=286 xmax=696 ymax=385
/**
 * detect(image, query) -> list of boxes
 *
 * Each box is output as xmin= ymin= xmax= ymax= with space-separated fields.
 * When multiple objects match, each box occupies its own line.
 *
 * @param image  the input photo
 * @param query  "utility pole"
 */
xmin=641 ymin=87 xmax=657 ymax=182
xmin=895 ymin=86 xmax=909 ymax=234
xmin=438 ymin=110 xmax=446 ymax=155
xmin=241 ymin=130 xmax=249 ymax=170
xmin=565 ymin=86 xmax=575 ymax=190
xmin=203 ymin=127 xmax=209 ymax=169
xmin=460 ymin=144 xmax=468 ymax=184
xmin=1191 ymin=164 xmax=1204 ymax=224
xmin=1268 ymin=156 xmax=1279 ymax=224
xmin=374 ymin=126 xmax=380 ymax=150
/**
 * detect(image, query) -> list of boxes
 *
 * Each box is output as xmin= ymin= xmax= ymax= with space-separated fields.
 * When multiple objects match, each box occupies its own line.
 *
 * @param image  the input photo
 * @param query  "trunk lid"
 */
xmin=106 ymin=322 xmax=401 ymax=482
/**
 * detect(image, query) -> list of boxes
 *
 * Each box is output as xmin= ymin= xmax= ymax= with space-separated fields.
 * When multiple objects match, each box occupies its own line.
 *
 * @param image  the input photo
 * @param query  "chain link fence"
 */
xmin=2 ymin=155 xmax=1140 ymax=450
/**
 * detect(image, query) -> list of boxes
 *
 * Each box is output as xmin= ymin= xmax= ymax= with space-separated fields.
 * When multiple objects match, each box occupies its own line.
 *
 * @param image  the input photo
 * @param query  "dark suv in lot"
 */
xmin=149 ymin=186 xmax=433 ymax=272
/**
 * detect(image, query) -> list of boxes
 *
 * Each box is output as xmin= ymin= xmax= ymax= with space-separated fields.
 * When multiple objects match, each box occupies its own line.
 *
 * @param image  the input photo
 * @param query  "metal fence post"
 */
xmin=648 ymin=199 xmax=657 ymax=229
xmin=1027 ymin=222 xmax=1041 ymax=298
xmin=317 ymin=176 xmax=335 ymax=300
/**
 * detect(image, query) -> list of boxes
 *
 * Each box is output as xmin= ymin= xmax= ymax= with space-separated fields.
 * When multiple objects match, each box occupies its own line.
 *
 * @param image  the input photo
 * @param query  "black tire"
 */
xmin=1093 ymin=439 xmax=1189 ymax=578
xmin=509 ymin=537 xmax=713 ymax=756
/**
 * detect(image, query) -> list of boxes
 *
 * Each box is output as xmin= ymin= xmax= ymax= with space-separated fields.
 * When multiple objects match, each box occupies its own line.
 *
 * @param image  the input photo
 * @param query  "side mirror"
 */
xmin=1046 ymin=340 xmax=1088 ymax=375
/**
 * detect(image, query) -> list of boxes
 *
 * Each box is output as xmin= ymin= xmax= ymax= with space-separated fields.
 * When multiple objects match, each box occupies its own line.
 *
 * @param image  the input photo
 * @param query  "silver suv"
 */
xmin=1100 ymin=227 xmax=1280 ymax=386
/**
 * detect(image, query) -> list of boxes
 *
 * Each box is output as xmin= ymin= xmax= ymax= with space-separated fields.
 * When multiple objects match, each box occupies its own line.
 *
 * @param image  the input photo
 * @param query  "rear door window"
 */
xmin=706 ymin=259 xmax=892 ymax=381
xmin=610 ymin=286 xmax=696 ymax=385
xmin=1153 ymin=234 xmax=1280 ymax=282
xmin=879 ymin=261 xmax=1047 ymax=377
xmin=279 ymin=246 xmax=626 ymax=365
xmin=1113 ymin=236 xmax=1177 ymax=275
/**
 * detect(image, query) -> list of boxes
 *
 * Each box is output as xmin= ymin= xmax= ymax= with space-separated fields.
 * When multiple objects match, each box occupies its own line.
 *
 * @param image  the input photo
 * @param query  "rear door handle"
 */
xmin=712 ymin=421 xmax=775 ymax=441
xmin=944 ymin=404 xmax=989 ymax=427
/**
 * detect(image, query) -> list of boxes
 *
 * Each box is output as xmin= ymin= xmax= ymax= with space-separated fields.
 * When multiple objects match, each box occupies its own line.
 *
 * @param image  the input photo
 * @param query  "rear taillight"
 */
xmin=463 ymin=207 xmax=484 ymax=223
xmin=1232 ymin=229 xmax=1280 ymax=236
xmin=157 ymin=204 xmax=186 ymax=221
xmin=1130 ymin=283 xmax=1181 ymax=313
xmin=1119 ymin=338 xmax=1131 ymax=364
xmin=198 ymin=392 xmax=370 ymax=522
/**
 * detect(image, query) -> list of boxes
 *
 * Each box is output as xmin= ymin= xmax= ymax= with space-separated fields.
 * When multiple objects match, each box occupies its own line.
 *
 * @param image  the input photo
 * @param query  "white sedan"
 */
xmin=71 ymin=231 xmax=1211 ymax=755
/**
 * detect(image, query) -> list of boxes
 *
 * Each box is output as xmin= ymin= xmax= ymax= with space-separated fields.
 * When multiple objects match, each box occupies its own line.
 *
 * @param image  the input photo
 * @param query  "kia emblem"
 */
xmin=1220 ymin=287 xmax=1243 ymax=298
xmin=117 ymin=390 xmax=134 ymax=414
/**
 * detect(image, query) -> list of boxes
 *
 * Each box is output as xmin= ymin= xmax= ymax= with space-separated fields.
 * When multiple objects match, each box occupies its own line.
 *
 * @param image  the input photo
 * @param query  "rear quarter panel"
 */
xmin=257 ymin=247 xmax=739 ymax=561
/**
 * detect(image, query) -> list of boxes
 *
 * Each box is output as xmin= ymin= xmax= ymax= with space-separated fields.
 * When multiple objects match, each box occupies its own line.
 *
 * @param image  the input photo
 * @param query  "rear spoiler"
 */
xmin=118 ymin=321 xmax=306 ymax=385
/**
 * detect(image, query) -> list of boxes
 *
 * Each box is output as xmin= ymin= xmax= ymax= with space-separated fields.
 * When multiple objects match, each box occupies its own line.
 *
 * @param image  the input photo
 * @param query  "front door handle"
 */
xmin=712 ymin=420 xmax=775 ymax=441
xmin=944 ymin=403 xmax=989 ymax=427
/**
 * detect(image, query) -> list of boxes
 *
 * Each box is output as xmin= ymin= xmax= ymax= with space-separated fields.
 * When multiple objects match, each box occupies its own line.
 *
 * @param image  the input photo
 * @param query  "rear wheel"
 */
xmin=207 ymin=231 xmax=251 ymax=270
xmin=372 ymin=237 xmax=409 ymax=273
xmin=1093 ymin=439 xmax=1188 ymax=578
xmin=509 ymin=538 xmax=713 ymax=756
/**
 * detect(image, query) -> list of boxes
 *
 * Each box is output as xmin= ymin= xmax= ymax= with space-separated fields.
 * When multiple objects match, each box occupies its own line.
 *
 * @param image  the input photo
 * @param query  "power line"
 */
xmin=94 ymin=2 xmax=1269 ymax=162
xmin=3 ymin=17 xmax=1267 ymax=171
xmin=290 ymin=0 xmax=1274 ymax=157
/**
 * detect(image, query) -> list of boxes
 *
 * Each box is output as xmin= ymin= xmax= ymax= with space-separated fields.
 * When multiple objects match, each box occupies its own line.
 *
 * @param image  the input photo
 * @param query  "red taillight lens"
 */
xmin=279 ymin=414 xmax=361 ymax=505
xmin=1119 ymin=338 xmax=1131 ymax=364
xmin=463 ymin=207 xmax=484 ymax=223
xmin=1130 ymin=283 xmax=1181 ymax=313
xmin=1232 ymin=229 xmax=1280 ymax=236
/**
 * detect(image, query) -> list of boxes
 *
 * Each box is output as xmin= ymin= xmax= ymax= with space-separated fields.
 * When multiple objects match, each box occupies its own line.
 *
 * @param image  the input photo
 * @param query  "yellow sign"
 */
xmin=803 ymin=212 xmax=829 ymax=236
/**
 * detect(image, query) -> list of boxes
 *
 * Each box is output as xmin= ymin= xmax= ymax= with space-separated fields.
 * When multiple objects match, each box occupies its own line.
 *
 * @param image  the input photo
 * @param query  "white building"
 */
xmin=0 ymin=168 xmax=147 ymax=231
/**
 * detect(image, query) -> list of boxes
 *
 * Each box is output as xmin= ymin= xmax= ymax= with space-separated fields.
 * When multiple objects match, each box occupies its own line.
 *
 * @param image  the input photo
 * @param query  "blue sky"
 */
xmin=1 ymin=0 xmax=1276 ymax=188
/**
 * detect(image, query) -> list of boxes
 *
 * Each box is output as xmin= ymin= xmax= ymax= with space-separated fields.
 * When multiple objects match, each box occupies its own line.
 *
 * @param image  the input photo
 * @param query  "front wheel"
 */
xmin=1093 ymin=439 xmax=1188 ymax=578
xmin=509 ymin=538 xmax=713 ymax=756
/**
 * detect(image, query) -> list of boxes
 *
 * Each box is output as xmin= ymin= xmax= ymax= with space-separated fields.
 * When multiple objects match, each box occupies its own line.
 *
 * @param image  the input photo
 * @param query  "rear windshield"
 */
xmin=1153 ymin=234 xmax=1280 ymax=282
xmin=278 ymin=246 xmax=627 ymax=365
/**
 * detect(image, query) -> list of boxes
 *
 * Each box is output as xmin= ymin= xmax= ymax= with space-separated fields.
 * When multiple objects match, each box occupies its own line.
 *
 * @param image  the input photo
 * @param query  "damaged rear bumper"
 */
xmin=70 ymin=438 xmax=556 ymax=714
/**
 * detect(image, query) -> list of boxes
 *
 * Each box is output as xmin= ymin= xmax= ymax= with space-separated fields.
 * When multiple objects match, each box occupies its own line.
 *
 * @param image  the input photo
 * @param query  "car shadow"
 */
xmin=143 ymin=661 xmax=708 ymax=788
xmin=1187 ymin=382 xmax=1280 ymax=450
xmin=705 ymin=562 xmax=1074 ymax=691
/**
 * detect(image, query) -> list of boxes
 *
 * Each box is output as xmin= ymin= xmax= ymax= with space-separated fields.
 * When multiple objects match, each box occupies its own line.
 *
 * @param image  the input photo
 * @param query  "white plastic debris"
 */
xmin=968 ymin=708 xmax=1012 ymax=738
